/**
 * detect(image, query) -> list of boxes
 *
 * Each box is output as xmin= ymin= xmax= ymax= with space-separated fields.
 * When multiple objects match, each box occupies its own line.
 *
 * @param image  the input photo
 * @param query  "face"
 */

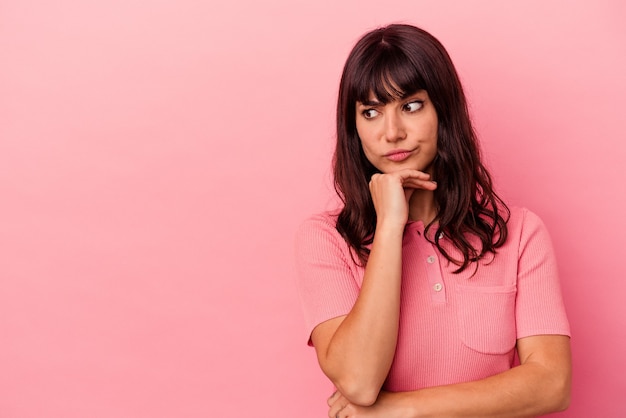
xmin=355 ymin=89 xmax=438 ymax=175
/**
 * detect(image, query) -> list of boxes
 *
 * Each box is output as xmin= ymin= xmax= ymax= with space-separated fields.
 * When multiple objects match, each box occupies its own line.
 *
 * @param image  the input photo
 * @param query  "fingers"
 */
xmin=327 ymin=391 xmax=350 ymax=418
xmin=369 ymin=169 xmax=431 ymax=182
xmin=370 ymin=169 xmax=437 ymax=191
xmin=329 ymin=403 xmax=349 ymax=418
xmin=368 ymin=169 xmax=437 ymax=226
xmin=395 ymin=169 xmax=432 ymax=181
xmin=402 ymin=178 xmax=437 ymax=191
xmin=370 ymin=169 xmax=429 ymax=182
xmin=327 ymin=390 xmax=339 ymax=406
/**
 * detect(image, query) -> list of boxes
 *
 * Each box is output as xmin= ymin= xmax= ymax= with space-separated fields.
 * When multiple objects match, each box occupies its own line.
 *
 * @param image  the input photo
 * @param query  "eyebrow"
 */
xmin=358 ymin=99 xmax=382 ymax=107
xmin=357 ymin=91 xmax=427 ymax=107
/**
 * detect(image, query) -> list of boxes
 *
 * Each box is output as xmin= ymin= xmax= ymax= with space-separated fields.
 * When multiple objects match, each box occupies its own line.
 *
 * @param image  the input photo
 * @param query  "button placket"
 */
xmin=407 ymin=223 xmax=446 ymax=304
xmin=424 ymin=252 xmax=446 ymax=303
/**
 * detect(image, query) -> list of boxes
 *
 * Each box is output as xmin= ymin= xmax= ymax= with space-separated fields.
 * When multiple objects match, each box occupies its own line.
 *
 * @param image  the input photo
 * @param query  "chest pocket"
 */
xmin=456 ymin=285 xmax=517 ymax=354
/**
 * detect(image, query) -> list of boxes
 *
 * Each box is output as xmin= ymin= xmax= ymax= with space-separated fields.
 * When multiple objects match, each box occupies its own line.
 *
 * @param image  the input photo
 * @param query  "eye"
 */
xmin=362 ymin=108 xmax=380 ymax=119
xmin=403 ymin=100 xmax=424 ymax=113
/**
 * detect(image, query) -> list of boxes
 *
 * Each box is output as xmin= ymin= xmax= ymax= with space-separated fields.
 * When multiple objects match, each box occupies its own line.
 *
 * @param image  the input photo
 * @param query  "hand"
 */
xmin=369 ymin=169 xmax=436 ymax=228
xmin=327 ymin=390 xmax=404 ymax=418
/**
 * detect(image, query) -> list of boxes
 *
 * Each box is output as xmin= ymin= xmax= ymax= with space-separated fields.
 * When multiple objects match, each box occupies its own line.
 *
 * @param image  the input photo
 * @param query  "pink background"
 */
xmin=1 ymin=1 xmax=625 ymax=417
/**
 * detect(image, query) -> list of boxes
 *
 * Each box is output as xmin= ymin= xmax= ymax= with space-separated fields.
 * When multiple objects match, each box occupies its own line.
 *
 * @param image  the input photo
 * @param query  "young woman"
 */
xmin=295 ymin=24 xmax=571 ymax=417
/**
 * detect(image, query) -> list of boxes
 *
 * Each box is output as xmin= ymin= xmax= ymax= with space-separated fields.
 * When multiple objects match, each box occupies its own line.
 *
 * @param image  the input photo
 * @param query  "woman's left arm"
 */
xmin=329 ymin=334 xmax=571 ymax=418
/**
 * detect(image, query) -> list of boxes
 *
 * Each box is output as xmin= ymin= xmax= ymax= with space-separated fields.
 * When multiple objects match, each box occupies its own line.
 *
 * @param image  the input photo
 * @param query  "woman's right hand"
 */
xmin=369 ymin=169 xmax=436 ymax=228
xmin=310 ymin=169 xmax=437 ymax=405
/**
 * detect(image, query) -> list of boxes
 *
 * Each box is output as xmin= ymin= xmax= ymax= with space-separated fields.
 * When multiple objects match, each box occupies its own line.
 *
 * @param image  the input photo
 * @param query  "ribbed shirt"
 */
xmin=295 ymin=207 xmax=570 ymax=391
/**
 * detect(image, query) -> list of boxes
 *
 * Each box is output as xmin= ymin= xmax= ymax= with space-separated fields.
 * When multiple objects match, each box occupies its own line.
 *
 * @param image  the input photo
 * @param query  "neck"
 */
xmin=408 ymin=189 xmax=437 ymax=225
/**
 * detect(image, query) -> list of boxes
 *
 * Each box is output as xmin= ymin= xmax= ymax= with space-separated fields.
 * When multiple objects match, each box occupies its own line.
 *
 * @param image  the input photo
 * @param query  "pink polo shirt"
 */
xmin=294 ymin=207 xmax=570 ymax=391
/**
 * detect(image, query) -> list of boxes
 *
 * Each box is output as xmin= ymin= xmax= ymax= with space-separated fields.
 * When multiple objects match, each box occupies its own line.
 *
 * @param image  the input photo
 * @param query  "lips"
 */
xmin=385 ymin=149 xmax=413 ymax=162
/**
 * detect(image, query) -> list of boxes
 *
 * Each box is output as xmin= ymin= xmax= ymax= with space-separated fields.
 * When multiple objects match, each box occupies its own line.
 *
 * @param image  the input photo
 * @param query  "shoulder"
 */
xmin=507 ymin=206 xmax=545 ymax=227
xmin=296 ymin=210 xmax=341 ymax=243
xmin=506 ymin=206 xmax=551 ymax=237
xmin=295 ymin=210 xmax=353 ymax=261
xmin=504 ymin=206 xmax=555 ymax=255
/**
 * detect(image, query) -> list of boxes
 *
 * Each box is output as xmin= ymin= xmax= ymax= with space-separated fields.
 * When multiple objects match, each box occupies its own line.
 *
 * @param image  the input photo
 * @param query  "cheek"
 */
xmin=356 ymin=136 xmax=379 ymax=168
xmin=355 ymin=121 xmax=365 ymax=142
xmin=424 ymin=112 xmax=438 ymax=138
xmin=356 ymin=126 xmax=374 ymax=155
xmin=422 ymin=119 xmax=439 ymax=153
xmin=359 ymin=141 xmax=376 ymax=164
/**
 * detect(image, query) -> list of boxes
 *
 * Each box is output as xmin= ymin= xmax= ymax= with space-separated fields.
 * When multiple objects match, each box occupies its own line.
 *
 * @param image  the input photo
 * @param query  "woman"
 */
xmin=295 ymin=24 xmax=571 ymax=417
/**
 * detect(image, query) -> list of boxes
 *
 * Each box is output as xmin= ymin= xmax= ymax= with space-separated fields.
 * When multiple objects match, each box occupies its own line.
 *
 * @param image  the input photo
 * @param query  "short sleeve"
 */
xmin=294 ymin=214 xmax=361 ymax=345
xmin=515 ymin=209 xmax=571 ymax=339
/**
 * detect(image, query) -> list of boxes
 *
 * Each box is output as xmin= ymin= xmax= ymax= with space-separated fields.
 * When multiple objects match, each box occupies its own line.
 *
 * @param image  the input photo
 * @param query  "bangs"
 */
xmin=352 ymin=47 xmax=426 ymax=104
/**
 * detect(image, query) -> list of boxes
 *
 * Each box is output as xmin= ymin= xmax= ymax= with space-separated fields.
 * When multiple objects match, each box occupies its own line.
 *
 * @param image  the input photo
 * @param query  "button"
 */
xmin=433 ymin=283 xmax=443 ymax=292
xmin=427 ymin=255 xmax=436 ymax=264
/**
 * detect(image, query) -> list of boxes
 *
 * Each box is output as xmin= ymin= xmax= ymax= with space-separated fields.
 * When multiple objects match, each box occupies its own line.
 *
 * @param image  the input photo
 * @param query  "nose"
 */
xmin=383 ymin=112 xmax=406 ymax=142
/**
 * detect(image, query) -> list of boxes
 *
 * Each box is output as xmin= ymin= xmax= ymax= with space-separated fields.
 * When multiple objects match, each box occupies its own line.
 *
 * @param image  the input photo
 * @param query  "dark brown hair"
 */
xmin=333 ymin=24 xmax=509 ymax=273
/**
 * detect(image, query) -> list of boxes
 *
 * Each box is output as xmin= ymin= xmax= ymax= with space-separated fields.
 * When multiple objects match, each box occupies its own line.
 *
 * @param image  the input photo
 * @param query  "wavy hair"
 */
xmin=333 ymin=24 xmax=509 ymax=273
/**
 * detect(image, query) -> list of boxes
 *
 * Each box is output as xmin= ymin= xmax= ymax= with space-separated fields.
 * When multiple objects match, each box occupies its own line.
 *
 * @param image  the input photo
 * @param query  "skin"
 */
xmin=357 ymin=89 xmax=439 ymax=225
xmin=312 ymin=90 xmax=572 ymax=417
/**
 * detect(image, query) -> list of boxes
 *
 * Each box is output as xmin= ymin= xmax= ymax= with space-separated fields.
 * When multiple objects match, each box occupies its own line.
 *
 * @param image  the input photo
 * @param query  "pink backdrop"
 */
xmin=1 ymin=1 xmax=625 ymax=416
